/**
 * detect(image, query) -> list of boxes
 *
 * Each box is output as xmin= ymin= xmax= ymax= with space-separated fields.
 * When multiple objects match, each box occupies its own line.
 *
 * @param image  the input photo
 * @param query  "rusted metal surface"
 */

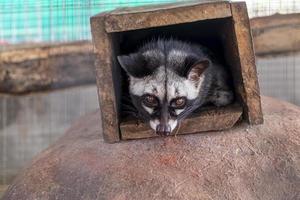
xmin=3 ymin=96 xmax=300 ymax=200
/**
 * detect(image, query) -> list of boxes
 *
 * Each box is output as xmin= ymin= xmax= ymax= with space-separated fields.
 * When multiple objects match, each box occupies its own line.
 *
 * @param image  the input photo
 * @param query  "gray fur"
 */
xmin=118 ymin=39 xmax=234 ymax=135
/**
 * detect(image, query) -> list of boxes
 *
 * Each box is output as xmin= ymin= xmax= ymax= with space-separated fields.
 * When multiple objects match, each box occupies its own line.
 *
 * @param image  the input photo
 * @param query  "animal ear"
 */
xmin=118 ymin=53 xmax=158 ymax=78
xmin=117 ymin=53 xmax=146 ymax=78
xmin=187 ymin=60 xmax=209 ymax=81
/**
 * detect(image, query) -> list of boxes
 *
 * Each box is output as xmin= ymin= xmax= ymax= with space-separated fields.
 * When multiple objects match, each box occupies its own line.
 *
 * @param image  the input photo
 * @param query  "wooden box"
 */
xmin=90 ymin=1 xmax=263 ymax=143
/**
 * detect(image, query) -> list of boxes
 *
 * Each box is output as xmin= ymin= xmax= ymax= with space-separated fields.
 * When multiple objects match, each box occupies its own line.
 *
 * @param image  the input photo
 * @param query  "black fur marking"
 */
xmin=118 ymin=39 xmax=212 ymax=78
xmin=120 ymin=39 xmax=234 ymax=133
xmin=117 ymin=51 xmax=162 ymax=78
xmin=118 ymin=54 xmax=147 ymax=78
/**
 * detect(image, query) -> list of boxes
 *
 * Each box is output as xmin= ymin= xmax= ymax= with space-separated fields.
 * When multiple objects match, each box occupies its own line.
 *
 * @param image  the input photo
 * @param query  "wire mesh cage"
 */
xmin=0 ymin=0 xmax=300 ymax=197
xmin=1 ymin=0 xmax=299 ymax=44
xmin=0 ymin=0 xmax=185 ymax=44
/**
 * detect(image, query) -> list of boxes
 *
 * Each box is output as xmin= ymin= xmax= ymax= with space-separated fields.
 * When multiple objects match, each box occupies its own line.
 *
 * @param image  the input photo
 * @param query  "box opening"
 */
xmin=110 ymin=17 xmax=243 ymax=126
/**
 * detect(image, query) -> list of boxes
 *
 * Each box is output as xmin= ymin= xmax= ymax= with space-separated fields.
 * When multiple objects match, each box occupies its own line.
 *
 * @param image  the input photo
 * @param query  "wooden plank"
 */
xmin=90 ymin=14 xmax=120 ymax=143
xmin=0 ymin=41 xmax=92 ymax=63
xmin=109 ymin=1 xmax=228 ymax=15
xmin=230 ymin=2 xmax=263 ymax=125
xmin=120 ymin=105 xmax=243 ymax=140
xmin=104 ymin=1 xmax=231 ymax=32
xmin=251 ymin=13 xmax=300 ymax=29
xmin=250 ymin=13 xmax=300 ymax=56
xmin=0 ymin=42 xmax=95 ymax=94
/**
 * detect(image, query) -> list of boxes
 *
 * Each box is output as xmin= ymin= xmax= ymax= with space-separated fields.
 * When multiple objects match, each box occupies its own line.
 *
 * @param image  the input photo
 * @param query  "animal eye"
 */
xmin=143 ymin=95 xmax=158 ymax=107
xmin=171 ymin=97 xmax=186 ymax=108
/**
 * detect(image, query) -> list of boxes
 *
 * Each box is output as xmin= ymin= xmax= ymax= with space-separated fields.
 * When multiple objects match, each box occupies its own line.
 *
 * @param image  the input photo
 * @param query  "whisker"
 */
xmin=174 ymin=121 xmax=181 ymax=137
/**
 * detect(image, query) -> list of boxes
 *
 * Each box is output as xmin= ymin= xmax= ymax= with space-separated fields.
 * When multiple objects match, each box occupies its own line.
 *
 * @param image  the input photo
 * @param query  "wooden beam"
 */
xmin=0 ymin=41 xmax=92 ymax=63
xmin=90 ymin=14 xmax=120 ymax=143
xmin=230 ymin=2 xmax=263 ymax=125
xmin=250 ymin=13 xmax=300 ymax=56
xmin=0 ymin=41 xmax=96 ymax=94
xmin=104 ymin=1 xmax=231 ymax=32
xmin=120 ymin=104 xmax=243 ymax=140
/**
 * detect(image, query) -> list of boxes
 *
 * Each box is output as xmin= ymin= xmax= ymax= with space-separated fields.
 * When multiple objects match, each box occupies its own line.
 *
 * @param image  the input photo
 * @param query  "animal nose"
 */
xmin=156 ymin=124 xmax=171 ymax=136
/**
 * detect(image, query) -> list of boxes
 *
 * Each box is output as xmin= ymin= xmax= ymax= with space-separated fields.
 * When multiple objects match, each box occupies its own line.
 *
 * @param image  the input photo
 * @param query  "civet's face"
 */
xmin=118 ymin=48 xmax=209 ymax=136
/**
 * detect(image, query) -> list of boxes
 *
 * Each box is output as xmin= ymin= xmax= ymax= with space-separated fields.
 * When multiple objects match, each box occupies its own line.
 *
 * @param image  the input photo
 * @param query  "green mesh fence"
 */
xmin=1 ymin=0 xmax=299 ymax=44
xmin=0 ymin=0 xmax=182 ymax=44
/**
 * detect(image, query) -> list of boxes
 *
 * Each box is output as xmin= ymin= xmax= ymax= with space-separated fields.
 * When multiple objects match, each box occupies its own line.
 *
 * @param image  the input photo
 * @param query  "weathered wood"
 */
xmin=0 ymin=41 xmax=92 ymax=63
xmin=230 ymin=2 xmax=263 ymax=125
xmin=0 ymin=41 xmax=96 ymax=94
xmin=105 ymin=1 xmax=231 ymax=32
xmin=250 ymin=13 xmax=300 ymax=56
xmin=90 ymin=1 xmax=263 ymax=141
xmin=121 ymin=105 xmax=242 ymax=140
xmin=90 ymin=14 xmax=120 ymax=143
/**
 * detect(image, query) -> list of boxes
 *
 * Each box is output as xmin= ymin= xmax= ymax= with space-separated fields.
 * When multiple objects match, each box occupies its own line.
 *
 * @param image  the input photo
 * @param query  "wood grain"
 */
xmin=230 ymin=2 xmax=263 ymax=125
xmin=120 ymin=105 xmax=243 ymax=140
xmin=0 ymin=41 xmax=96 ymax=94
xmin=250 ymin=13 xmax=300 ymax=55
xmin=104 ymin=1 xmax=231 ymax=32
xmin=90 ymin=14 xmax=120 ymax=143
xmin=90 ymin=1 xmax=264 ymax=141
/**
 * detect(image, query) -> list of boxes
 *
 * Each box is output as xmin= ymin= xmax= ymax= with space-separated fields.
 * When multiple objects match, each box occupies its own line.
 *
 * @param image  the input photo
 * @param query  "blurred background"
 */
xmin=0 ymin=0 xmax=299 ymax=197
